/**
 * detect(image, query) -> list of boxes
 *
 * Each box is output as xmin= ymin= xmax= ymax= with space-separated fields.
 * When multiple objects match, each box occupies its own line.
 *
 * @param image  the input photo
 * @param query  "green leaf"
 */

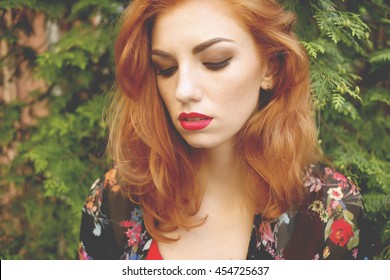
xmin=347 ymin=235 xmax=360 ymax=250
xmin=369 ymin=49 xmax=390 ymax=64
xmin=343 ymin=210 xmax=354 ymax=222
xmin=324 ymin=217 xmax=334 ymax=241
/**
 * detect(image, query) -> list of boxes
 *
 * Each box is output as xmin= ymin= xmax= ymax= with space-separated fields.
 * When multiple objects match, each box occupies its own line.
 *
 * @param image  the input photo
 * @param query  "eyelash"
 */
xmin=203 ymin=57 xmax=233 ymax=70
xmin=157 ymin=66 xmax=177 ymax=77
xmin=156 ymin=57 xmax=233 ymax=77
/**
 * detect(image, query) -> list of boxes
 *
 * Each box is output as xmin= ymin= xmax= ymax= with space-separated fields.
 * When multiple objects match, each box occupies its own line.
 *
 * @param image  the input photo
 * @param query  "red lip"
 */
xmin=178 ymin=112 xmax=213 ymax=131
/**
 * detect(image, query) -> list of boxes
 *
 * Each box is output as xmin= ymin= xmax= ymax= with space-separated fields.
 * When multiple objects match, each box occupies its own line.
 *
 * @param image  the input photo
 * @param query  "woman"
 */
xmin=78 ymin=0 xmax=367 ymax=260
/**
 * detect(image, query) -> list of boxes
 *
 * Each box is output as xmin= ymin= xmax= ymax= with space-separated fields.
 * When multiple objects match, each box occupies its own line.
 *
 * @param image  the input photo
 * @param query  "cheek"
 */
xmin=217 ymin=71 xmax=261 ymax=110
xmin=157 ymin=82 xmax=174 ymax=111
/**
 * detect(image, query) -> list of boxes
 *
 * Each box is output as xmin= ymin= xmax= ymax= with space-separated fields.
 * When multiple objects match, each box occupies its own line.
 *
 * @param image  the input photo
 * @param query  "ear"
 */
xmin=260 ymin=58 xmax=278 ymax=90
xmin=260 ymin=73 xmax=274 ymax=91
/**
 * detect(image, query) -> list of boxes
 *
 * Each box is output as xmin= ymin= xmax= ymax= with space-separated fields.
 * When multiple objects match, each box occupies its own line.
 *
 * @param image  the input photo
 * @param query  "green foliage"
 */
xmin=289 ymin=0 xmax=390 ymax=257
xmin=0 ymin=102 xmax=21 ymax=146
xmin=36 ymin=24 xmax=113 ymax=83
xmin=1 ymin=0 xmax=389 ymax=259
xmin=0 ymin=0 xmax=67 ymax=19
xmin=369 ymin=48 xmax=390 ymax=64
xmin=0 ymin=0 xmax=120 ymax=259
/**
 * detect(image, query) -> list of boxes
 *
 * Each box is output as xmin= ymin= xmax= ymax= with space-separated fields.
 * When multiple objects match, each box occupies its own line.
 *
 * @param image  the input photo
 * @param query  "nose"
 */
xmin=175 ymin=67 xmax=202 ymax=103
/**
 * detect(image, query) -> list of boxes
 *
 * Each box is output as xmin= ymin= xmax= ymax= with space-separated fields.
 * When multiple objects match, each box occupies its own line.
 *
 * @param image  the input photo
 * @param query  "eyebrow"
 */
xmin=192 ymin=37 xmax=235 ymax=54
xmin=151 ymin=37 xmax=235 ymax=58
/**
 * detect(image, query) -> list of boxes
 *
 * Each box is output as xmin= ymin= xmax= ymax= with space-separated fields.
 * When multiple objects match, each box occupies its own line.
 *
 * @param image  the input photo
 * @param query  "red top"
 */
xmin=146 ymin=239 xmax=163 ymax=260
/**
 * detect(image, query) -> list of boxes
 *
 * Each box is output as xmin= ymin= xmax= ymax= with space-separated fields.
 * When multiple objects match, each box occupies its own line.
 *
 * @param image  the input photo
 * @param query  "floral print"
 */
xmin=83 ymin=179 xmax=106 ymax=237
xmin=257 ymin=222 xmax=284 ymax=259
xmin=329 ymin=218 xmax=354 ymax=247
xmin=78 ymin=169 xmax=152 ymax=260
xmin=78 ymin=241 xmax=92 ymax=260
xmin=79 ymin=163 xmax=370 ymax=260
xmin=119 ymin=208 xmax=148 ymax=260
xmin=304 ymin=164 xmax=363 ymax=258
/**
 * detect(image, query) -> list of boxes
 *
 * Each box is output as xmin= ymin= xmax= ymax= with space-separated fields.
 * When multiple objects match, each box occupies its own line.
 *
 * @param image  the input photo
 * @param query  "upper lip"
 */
xmin=179 ymin=112 xmax=212 ymax=120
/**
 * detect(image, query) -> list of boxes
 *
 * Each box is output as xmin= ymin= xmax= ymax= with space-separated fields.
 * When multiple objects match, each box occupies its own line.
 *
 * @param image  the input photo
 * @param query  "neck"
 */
xmin=196 ymin=140 xmax=244 ymax=196
xmin=192 ymin=140 xmax=253 ymax=218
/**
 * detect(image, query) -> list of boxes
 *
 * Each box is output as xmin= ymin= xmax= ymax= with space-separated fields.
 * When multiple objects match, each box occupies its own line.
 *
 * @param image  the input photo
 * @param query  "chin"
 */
xmin=184 ymin=140 xmax=212 ymax=149
xmin=181 ymin=136 xmax=222 ymax=149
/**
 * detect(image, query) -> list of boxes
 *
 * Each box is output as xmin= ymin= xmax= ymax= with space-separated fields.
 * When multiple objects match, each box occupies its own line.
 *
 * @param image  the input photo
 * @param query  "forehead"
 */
xmin=151 ymin=0 xmax=250 ymax=47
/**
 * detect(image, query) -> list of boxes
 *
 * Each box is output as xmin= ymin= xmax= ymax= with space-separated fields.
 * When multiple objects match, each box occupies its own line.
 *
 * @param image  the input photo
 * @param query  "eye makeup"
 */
xmin=156 ymin=66 xmax=178 ymax=77
xmin=203 ymin=56 xmax=233 ymax=70
xmin=152 ymin=56 xmax=233 ymax=77
xmin=151 ymin=44 xmax=236 ymax=77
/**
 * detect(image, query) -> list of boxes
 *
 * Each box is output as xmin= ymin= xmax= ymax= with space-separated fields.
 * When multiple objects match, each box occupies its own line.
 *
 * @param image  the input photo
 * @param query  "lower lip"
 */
xmin=179 ymin=119 xmax=213 ymax=131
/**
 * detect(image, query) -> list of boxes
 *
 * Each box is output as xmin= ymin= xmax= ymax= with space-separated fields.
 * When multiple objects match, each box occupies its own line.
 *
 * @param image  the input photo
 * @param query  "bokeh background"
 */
xmin=0 ymin=0 xmax=389 ymax=259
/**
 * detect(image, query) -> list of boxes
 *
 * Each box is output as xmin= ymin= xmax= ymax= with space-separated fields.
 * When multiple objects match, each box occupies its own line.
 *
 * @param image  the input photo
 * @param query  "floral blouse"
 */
xmin=78 ymin=163 xmax=371 ymax=260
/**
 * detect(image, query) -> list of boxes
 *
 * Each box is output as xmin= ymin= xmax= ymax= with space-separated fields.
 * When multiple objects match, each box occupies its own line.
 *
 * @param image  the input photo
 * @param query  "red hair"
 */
xmin=107 ymin=0 xmax=319 ymax=241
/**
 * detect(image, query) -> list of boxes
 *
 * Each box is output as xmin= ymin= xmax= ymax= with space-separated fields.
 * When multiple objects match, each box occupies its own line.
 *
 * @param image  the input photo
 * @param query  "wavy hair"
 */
xmin=107 ymin=0 xmax=319 ymax=241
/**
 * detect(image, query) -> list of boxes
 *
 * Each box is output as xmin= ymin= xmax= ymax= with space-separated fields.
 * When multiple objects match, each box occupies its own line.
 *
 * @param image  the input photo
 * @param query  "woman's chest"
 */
xmin=157 ymin=210 xmax=254 ymax=260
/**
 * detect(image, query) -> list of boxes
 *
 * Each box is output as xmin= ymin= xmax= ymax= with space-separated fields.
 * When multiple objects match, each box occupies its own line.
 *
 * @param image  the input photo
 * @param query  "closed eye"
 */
xmin=154 ymin=56 xmax=232 ymax=77
xmin=156 ymin=66 xmax=178 ymax=77
xmin=203 ymin=56 xmax=233 ymax=70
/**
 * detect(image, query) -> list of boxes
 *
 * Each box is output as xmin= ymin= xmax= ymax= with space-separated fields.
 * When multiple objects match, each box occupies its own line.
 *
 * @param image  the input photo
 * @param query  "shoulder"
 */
xmin=87 ymin=168 xmax=121 ymax=198
xmin=78 ymin=169 xmax=123 ymax=259
xmin=303 ymin=163 xmax=364 ymax=259
xmin=304 ymin=163 xmax=363 ymax=212
xmin=83 ymin=169 xmax=121 ymax=224
xmin=79 ymin=169 xmax=151 ymax=260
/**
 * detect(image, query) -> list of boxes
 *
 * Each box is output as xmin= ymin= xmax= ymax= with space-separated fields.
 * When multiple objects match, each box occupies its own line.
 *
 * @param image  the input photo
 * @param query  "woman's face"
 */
xmin=151 ymin=0 xmax=272 ymax=149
